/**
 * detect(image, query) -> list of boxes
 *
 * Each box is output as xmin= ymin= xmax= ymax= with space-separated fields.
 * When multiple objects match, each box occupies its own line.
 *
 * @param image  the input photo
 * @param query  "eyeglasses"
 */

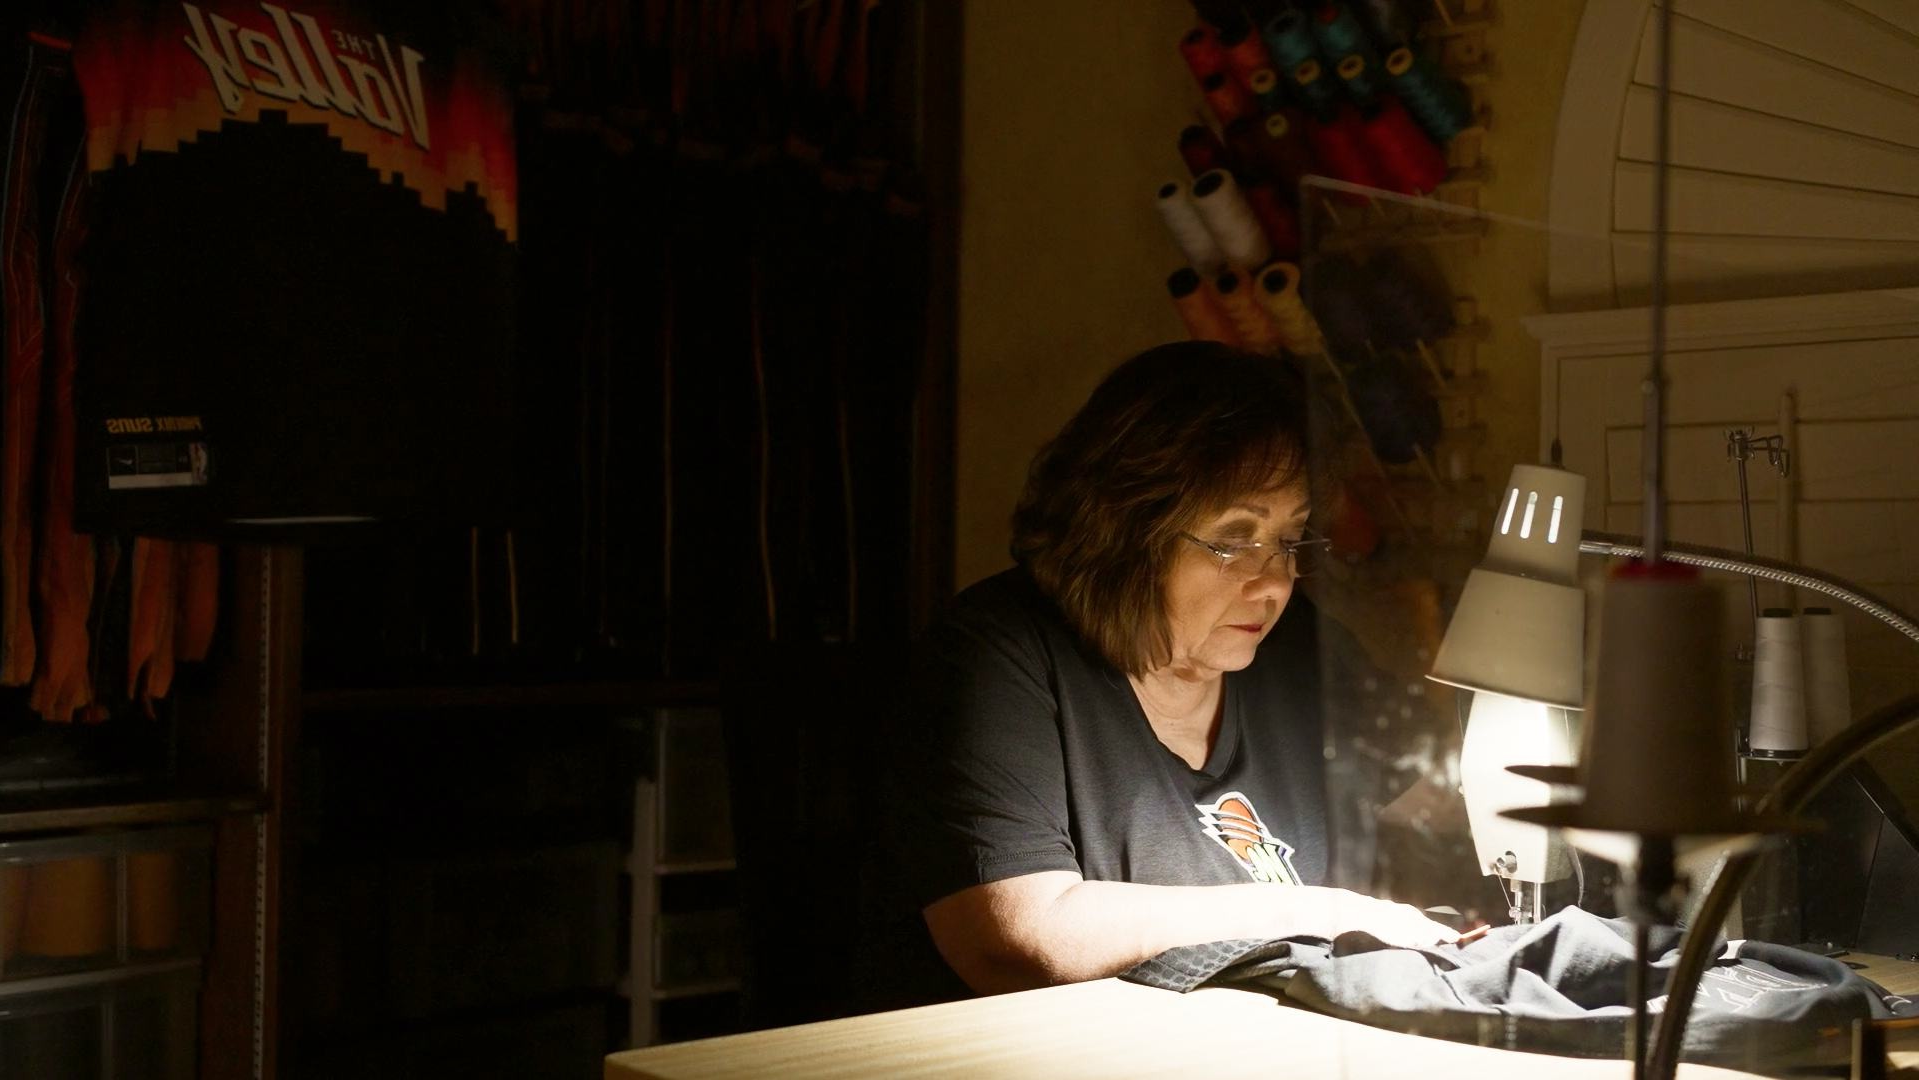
xmin=1180 ymin=530 xmax=1331 ymax=581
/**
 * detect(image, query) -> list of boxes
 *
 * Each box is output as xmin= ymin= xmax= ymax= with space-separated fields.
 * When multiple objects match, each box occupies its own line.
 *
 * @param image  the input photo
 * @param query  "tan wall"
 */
xmin=954 ymin=1 xmax=1590 ymax=589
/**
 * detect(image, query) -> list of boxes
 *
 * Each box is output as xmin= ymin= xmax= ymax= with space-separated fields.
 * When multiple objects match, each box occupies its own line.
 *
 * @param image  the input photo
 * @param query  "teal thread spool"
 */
xmin=1261 ymin=10 xmax=1319 ymax=77
xmin=1335 ymin=54 xmax=1380 ymax=105
xmin=1311 ymin=2 xmax=1379 ymax=73
xmin=1250 ymin=67 xmax=1288 ymax=113
xmin=1384 ymin=46 xmax=1473 ymax=142
xmin=1292 ymin=58 xmax=1341 ymax=118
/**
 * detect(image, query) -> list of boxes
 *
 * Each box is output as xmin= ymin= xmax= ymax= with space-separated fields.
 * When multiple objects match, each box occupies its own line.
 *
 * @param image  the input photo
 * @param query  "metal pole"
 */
xmin=1642 ymin=0 xmax=1674 ymax=565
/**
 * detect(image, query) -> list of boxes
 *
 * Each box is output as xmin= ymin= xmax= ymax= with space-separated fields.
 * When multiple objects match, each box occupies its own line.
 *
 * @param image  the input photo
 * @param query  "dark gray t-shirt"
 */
xmin=880 ymin=567 xmax=1330 ymax=978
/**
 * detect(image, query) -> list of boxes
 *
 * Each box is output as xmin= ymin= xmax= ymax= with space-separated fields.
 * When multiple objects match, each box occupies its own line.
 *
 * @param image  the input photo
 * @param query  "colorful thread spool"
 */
xmin=1292 ymin=58 xmax=1341 ymax=118
xmin=1261 ymin=10 xmax=1319 ymax=80
xmin=1261 ymin=110 xmax=1317 ymax=192
xmin=1345 ymin=357 xmax=1442 ymax=465
xmin=1168 ymin=267 xmax=1242 ymax=346
xmin=1305 ymin=256 xmax=1373 ymax=358
xmin=1312 ymin=2 xmax=1379 ymax=73
xmin=1305 ymin=104 xmax=1384 ymax=198
xmin=1242 ymin=184 xmax=1302 ymax=260
xmin=1180 ymin=25 xmax=1227 ymax=82
xmin=1155 ymin=179 xmax=1227 ymax=276
xmin=1191 ymin=169 xmax=1273 ymax=269
xmin=1749 ymin=608 xmax=1809 ymax=758
xmin=1202 ymin=71 xmax=1256 ymax=126
xmin=1248 ymin=67 xmax=1287 ymax=113
xmin=1179 ymin=124 xmax=1231 ymax=178
xmin=1256 ymin=262 xmax=1324 ymax=354
xmin=1213 ymin=270 xmax=1283 ymax=353
xmin=1384 ymin=46 xmax=1473 ymax=143
xmin=1361 ymin=94 xmax=1448 ymax=193
xmin=1335 ymin=53 xmax=1380 ymax=105
xmin=1801 ymin=607 xmax=1852 ymax=746
xmin=1220 ymin=21 xmax=1276 ymax=89
xmin=1363 ymin=252 xmax=1454 ymax=349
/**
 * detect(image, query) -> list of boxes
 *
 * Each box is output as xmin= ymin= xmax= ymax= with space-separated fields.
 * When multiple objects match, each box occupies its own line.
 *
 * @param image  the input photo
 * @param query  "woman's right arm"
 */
xmin=923 ymin=871 xmax=1458 ymax=996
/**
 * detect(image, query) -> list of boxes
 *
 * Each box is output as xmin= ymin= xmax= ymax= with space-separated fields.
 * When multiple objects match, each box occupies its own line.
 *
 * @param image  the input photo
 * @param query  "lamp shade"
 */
xmin=1428 ymin=465 xmax=1587 ymax=709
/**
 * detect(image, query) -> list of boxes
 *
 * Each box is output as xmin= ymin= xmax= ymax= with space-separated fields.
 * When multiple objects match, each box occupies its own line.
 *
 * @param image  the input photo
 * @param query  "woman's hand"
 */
xmin=1286 ymin=885 xmax=1461 ymax=947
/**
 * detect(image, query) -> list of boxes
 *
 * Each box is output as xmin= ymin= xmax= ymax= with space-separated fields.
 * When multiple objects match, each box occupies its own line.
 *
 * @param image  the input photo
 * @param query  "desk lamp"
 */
xmin=1427 ymin=464 xmax=1586 ymax=924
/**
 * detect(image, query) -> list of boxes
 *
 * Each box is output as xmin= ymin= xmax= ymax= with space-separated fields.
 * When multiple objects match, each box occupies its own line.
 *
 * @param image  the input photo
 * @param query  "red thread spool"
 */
xmin=1261 ymin=110 xmax=1316 ymax=193
xmin=1362 ymin=93 xmax=1448 ymax=194
xmin=1202 ymin=71 xmax=1255 ymax=126
xmin=1180 ymin=25 xmax=1226 ymax=81
xmin=1306 ymin=104 xmax=1383 ymax=202
xmin=1179 ymin=124 xmax=1231 ymax=178
xmin=1222 ymin=117 xmax=1272 ymax=182
xmin=1242 ymin=184 xmax=1302 ymax=260
xmin=1219 ymin=22 xmax=1275 ymax=88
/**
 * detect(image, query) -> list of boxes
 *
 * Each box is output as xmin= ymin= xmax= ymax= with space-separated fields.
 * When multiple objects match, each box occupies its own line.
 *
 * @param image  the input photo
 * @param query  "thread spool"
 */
xmin=1179 ymin=124 xmax=1231 ymax=178
xmin=1336 ymin=54 xmax=1380 ymax=105
xmin=1345 ymin=357 xmax=1442 ymax=465
xmin=1224 ymin=117 xmax=1275 ymax=182
xmin=1305 ymin=104 xmax=1384 ymax=199
xmin=1180 ymin=25 xmax=1227 ymax=82
xmin=1242 ymin=184 xmax=1302 ymax=260
xmin=1260 ymin=10 xmax=1319 ymax=80
xmin=1168 ymin=268 xmax=1242 ymax=346
xmin=1305 ymin=256 xmax=1372 ymax=358
xmin=1155 ymin=179 xmax=1228 ymax=276
xmin=1248 ymin=67 xmax=1287 ymax=113
xmin=1312 ymin=2 xmax=1379 ymax=73
xmin=1191 ymin=169 xmax=1272 ymax=269
xmin=1220 ymin=22 xmax=1275 ymax=88
xmin=1256 ymin=262 xmax=1324 ymax=354
xmin=1356 ymin=0 xmax=1416 ymax=48
xmin=1261 ymin=110 xmax=1316 ymax=192
xmin=1364 ymin=252 xmax=1454 ymax=348
xmin=1361 ymin=93 xmax=1449 ymax=193
xmin=21 ymin=856 xmax=112 ymax=958
xmin=1748 ymin=609 xmax=1809 ymax=758
xmin=1292 ymin=58 xmax=1341 ymax=118
xmin=1202 ymin=71 xmax=1256 ymax=126
xmin=1384 ymin=46 xmax=1473 ymax=143
xmin=1212 ymin=270 xmax=1283 ymax=352
xmin=1800 ymin=607 xmax=1852 ymax=747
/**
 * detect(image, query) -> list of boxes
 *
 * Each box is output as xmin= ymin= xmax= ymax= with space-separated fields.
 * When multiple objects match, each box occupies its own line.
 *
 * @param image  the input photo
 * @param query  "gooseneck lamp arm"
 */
xmin=1646 ymin=691 xmax=1919 ymax=1080
xmin=1578 ymin=532 xmax=1919 ymax=645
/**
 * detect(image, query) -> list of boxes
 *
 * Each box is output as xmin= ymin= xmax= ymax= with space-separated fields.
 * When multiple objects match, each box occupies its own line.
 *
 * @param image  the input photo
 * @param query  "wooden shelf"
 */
xmin=302 ymin=680 xmax=721 ymax=713
xmin=0 ymin=787 xmax=265 ymax=836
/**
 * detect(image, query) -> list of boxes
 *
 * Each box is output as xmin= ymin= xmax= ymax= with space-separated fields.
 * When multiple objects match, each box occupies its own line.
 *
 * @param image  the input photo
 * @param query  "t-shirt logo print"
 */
xmin=1196 ymin=791 xmax=1301 ymax=885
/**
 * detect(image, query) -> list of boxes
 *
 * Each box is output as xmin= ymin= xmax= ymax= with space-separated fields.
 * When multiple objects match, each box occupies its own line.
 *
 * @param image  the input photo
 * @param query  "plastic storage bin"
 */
xmin=0 ymin=827 xmax=211 ymax=982
xmin=0 ymin=961 xmax=198 ymax=1080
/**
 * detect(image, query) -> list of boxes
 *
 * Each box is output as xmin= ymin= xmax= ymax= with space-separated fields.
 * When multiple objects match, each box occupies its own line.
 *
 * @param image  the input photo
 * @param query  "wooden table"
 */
xmin=607 ymin=953 xmax=1919 ymax=1079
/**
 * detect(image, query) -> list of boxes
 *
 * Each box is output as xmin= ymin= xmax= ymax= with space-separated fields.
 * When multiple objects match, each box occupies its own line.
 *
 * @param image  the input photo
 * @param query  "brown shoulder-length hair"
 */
xmin=1010 ymin=341 xmax=1310 ymax=676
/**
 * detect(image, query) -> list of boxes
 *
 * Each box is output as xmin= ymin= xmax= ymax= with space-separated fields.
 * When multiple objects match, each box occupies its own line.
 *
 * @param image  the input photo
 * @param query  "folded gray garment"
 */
xmin=1122 ymin=906 xmax=1916 ymax=1071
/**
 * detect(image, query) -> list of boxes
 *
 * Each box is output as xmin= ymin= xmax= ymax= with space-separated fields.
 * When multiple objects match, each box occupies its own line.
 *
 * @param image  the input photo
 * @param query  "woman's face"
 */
xmin=1157 ymin=480 xmax=1311 ymax=681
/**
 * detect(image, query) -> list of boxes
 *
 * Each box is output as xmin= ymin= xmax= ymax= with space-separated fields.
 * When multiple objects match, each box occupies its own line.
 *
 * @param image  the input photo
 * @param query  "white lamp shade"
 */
xmin=1429 ymin=465 xmax=1588 ymax=710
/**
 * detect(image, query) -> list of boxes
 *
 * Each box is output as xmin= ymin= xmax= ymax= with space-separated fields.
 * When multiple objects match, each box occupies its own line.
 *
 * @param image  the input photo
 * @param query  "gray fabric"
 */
xmin=1124 ymin=906 xmax=1916 ymax=1071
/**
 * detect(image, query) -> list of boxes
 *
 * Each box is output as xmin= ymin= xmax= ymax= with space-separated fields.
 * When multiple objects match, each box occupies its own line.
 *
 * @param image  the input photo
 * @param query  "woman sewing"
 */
xmin=874 ymin=341 xmax=1454 ymax=1002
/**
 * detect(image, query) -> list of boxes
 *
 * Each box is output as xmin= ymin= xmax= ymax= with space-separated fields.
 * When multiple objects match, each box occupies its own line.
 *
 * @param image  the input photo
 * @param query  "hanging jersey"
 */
xmin=70 ymin=1 xmax=519 ymax=535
